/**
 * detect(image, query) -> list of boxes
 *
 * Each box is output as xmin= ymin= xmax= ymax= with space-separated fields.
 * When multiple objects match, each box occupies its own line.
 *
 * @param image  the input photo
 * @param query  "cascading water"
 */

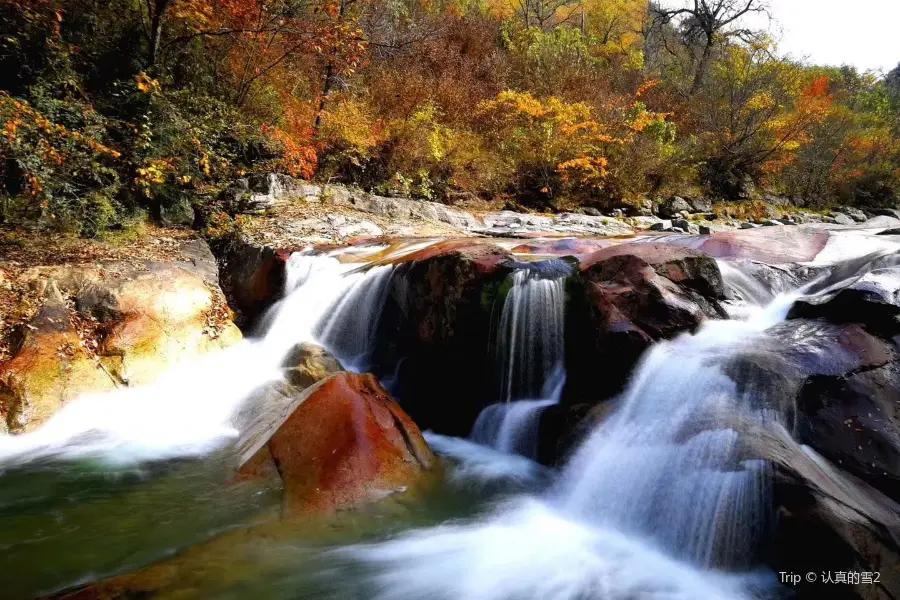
xmin=344 ymin=292 xmax=802 ymax=599
xmin=470 ymin=266 xmax=567 ymax=459
xmin=0 ymin=250 xmax=396 ymax=466
xmin=494 ymin=268 xmax=567 ymax=402
xmin=6 ymin=235 xmax=890 ymax=600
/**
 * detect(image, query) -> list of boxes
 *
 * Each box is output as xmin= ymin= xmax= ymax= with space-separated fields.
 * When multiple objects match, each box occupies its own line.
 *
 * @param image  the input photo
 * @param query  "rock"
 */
xmin=877 ymin=228 xmax=900 ymax=236
xmin=581 ymin=207 xmax=602 ymax=216
xmin=762 ymin=219 xmax=783 ymax=226
xmin=326 ymin=185 xmax=480 ymax=230
xmin=740 ymin=222 xmax=759 ymax=229
xmin=788 ymin=267 xmax=900 ymax=336
xmin=699 ymin=225 xmax=712 ymax=235
xmin=281 ymin=343 xmax=344 ymax=388
xmin=476 ymin=211 xmax=633 ymax=238
xmin=564 ymin=244 xmax=726 ymax=403
xmin=687 ymin=197 xmax=713 ymax=213
xmin=215 ymin=232 xmax=293 ymax=327
xmin=0 ymin=283 xmax=117 ymax=431
xmin=870 ymin=208 xmax=900 ymax=220
xmin=668 ymin=227 xmax=684 ymax=233
xmin=836 ymin=206 xmax=868 ymax=223
xmin=336 ymin=220 xmax=383 ymax=238
xmin=694 ymin=227 xmax=830 ymax=264
xmin=727 ymin=319 xmax=900 ymax=505
xmin=236 ymin=174 xmax=323 ymax=213
xmin=740 ymin=421 xmax=900 ymax=600
xmin=238 ymin=372 xmax=435 ymax=514
xmin=378 ymin=242 xmax=516 ymax=436
xmin=659 ymin=197 xmax=692 ymax=219
xmin=865 ymin=215 xmax=900 ymax=230
xmin=671 ymin=218 xmax=690 ymax=231
xmin=158 ymin=197 xmax=195 ymax=226
xmin=0 ymin=242 xmax=241 ymax=432
xmin=832 ymin=213 xmax=855 ymax=226
xmin=649 ymin=221 xmax=671 ymax=232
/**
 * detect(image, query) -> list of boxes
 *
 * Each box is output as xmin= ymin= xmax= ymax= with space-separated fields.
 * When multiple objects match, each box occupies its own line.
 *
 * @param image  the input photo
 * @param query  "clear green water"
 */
xmin=0 ymin=447 xmax=539 ymax=599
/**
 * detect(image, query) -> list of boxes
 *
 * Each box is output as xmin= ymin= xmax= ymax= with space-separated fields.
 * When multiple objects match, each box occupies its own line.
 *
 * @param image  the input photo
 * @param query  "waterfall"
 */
xmin=495 ymin=269 xmax=566 ymax=402
xmin=555 ymin=292 xmax=798 ymax=568
xmin=346 ymin=291 xmax=800 ymax=598
xmin=0 ymin=251 xmax=395 ymax=465
xmin=470 ymin=267 xmax=567 ymax=459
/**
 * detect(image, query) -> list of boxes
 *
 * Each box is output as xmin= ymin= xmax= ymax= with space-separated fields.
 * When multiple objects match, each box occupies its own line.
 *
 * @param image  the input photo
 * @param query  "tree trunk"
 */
xmin=148 ymin=0 xmax=171 ymax=67
xmin=313 ymin=0 xmax=347 ymax=135
xmin=690 ymin=36 xmax=714 ymax=95
xmin=313 ymin=63 xmax=335 ymax=135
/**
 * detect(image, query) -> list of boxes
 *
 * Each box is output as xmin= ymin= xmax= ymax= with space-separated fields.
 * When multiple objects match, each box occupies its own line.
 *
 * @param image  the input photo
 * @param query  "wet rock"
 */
xmin=216 ymin=232 xmax=293 ymax=327
xmin=659 ymin=196 xmax=692 ymax=218
xmin=378 ymin=242 xmax=516 ymax=436
xmin=281 ymin=342 xmax=344 ymax=388
xmin=762 ymin=219 xmax=783 ymax=226
xmin=788 ymin=267 xmax=900 ymax=336
xmin=564 ymin=244 xmax=726 ymax=403
xmin=877 ymin=228 xmax=900 ymax=236
xmin=696 ymin=226 xmax=830 ymax=264
xmin=796 ymin=361 xmax=900 ymax=503
xmin=742 ymin=421 xmax=900 ymax=600
xmin=649 ymin=221 xmax=672 ymax=231
xmin=239 ymin=372 xmax=435 ymax=514
xmin=726 ymin=320 xmax=900 ymax=505
xmin=699 ymin=225 xmax=712 ymax=235
xmin=740 ymin=222 xmax=759 ymax=229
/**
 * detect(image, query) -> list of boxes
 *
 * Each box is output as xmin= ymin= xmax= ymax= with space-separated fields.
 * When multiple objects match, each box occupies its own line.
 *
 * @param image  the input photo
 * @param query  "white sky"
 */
xmin=761 ymin=0 xmax=900 ymax=74
xmin=662 ymin=0 xmax=900 ymax=74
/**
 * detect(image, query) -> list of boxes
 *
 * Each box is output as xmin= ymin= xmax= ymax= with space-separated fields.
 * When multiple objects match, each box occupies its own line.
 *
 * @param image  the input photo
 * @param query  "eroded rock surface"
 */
xmin=0 ymin=241 xmax=240 ymax=432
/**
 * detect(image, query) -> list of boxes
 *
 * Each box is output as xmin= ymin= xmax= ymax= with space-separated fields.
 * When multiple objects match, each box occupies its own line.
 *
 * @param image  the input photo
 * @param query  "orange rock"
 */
xmin=239 ymin=372 xmax=434 ymax=514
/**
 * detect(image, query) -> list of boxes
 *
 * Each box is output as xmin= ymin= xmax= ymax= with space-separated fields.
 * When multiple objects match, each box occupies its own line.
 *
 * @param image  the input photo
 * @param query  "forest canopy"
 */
xmin=1 ymin=0 xmax=898 ymax=234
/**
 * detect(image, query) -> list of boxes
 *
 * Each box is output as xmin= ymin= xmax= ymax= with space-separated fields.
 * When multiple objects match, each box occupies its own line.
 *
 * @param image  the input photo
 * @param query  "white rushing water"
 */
xmin=0 ymin=242 xmax=808 ymax=598
xmin=469 ymin=268 xmax=567 ymax=459
xmin=0 ymin=251 xmax=391 ymax=465
xmin=344 ymin=290 xmax=801 ymax=599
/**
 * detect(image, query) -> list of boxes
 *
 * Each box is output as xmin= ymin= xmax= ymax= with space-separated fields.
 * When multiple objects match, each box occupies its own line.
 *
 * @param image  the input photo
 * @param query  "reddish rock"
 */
xmin=698 ymin=226 xmax=829 ymax=264
xmin=239 ymin=372 xmax=434 ymax=514
xmin=510 ymin=238 xmax=615 ymax=258
xmin=216 ymin=233 xmax=298 ymax=326
xmin=564 ymin=246 xmax=726 ymax=405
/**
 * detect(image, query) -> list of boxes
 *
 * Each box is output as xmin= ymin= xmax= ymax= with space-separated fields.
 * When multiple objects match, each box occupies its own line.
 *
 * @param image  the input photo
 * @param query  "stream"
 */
xmin=1 ymin=231 xmax=899 ymax=599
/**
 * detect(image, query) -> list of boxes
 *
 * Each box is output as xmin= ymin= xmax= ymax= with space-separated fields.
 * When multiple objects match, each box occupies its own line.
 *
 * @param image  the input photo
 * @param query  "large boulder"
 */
xmin=0 ymin=243 xmax=241 ymax=432
xmin=238 ymin=370 xmax=435 ymax=515
xmin=0 ymin=283 xmax=117 ymax=432
xmin=374 ymin=242 xmax=516 ymax=436
xmin=215 ymin=232 xmax=294 ymax=328
xmin=788 ymin=267 xmax=900 ymax=335
xmin=740 ymin=420 xmax=900 ymax=600
xmin=659 ymin=196 xmax=692 ymax=218
xmin=564 ymin=244 xmax=727 ymax=404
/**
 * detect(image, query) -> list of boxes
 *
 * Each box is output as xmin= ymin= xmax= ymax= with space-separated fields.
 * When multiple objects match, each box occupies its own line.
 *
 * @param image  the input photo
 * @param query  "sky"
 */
xmin=760 ymin=0 xmax=900 ymax=74
xmin=661 ymin=0 xmax=900 ymax=74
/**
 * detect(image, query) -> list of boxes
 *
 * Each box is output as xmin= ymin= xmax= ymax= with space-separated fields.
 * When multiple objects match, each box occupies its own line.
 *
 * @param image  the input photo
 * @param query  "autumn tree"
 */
xmin=646 ymin=0 xmax=768 ymax=95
